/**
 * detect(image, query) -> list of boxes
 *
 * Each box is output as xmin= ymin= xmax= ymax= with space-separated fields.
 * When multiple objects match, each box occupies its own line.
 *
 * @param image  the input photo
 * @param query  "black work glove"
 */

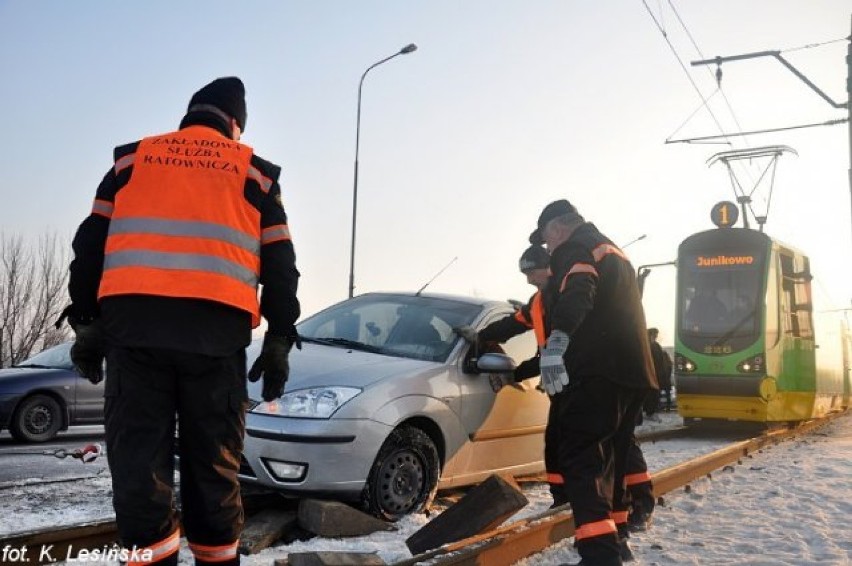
xmin=70 ymin=321 xmax=106 ymax=385
xmin=248 ymin=333 xmax=296 ymax=402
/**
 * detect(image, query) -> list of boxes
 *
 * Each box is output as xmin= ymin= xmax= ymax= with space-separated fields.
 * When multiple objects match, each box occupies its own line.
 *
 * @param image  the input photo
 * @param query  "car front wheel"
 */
xmin=362 ymin=425 xmax=440 ymax=521
xmin=10 ymin=394 xmax=63 ymax=443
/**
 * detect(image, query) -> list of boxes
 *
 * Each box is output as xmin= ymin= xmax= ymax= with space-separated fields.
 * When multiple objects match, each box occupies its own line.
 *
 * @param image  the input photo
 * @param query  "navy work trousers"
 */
xmin=105 ymin=346 xmax=247 ymax=565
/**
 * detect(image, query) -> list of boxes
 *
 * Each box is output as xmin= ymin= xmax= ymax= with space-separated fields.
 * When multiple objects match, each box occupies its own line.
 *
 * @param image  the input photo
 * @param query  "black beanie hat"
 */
xmin=187 ymin=77 xmax=247 ymax=132
xmin=518 ymin=245 xmax=550 ymax=273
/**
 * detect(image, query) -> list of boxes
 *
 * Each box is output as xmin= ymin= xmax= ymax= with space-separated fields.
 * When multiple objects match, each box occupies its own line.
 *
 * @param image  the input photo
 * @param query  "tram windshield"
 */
xmin=678 ymin=251 xmax=764 ymax=354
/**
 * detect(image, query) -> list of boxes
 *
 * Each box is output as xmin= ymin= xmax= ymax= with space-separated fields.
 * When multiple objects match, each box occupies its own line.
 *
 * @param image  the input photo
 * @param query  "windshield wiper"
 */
xmin=300 ymin=336 xmax=384 ymax=354
xmin=12 ymin=364 xmax=54 ymax=369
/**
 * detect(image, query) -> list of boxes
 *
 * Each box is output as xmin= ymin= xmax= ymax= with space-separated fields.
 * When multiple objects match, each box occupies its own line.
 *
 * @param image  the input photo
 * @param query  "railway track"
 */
xmin=397 ymin=411 xmax=845 ymax=566
xmin=0 ymin=412 xmax=841 ymax=565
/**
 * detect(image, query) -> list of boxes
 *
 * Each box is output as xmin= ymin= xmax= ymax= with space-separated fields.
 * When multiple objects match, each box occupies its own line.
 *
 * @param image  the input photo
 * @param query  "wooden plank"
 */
xmin=405 ymin=474 xmax=528 ymax=555
xmin=238 ymin=509 xmax=298 ymax=555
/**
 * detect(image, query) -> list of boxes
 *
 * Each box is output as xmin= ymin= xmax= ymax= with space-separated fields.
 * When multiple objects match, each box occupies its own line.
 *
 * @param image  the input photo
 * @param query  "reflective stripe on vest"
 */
xmin=99 ymin=126 xmax=262 ymax=326
xmin=188 ymin=541 xmax=239 ymax=563
xmin=127 ymin=529 xmax=180 ymax=566
xmin=109 ymin=217 xmax=261 ymax=254
xmin=104 ymin=250 xmax=258 ymax=286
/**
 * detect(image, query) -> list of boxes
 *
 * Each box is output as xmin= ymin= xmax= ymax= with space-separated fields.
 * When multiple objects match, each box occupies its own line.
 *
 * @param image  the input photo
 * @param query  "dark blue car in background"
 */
xmin=0 ymin=342 xmax=104 ymax=442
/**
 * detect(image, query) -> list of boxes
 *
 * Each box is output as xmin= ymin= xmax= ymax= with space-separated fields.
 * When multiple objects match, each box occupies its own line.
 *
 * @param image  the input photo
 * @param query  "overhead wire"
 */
xmin=666 ymin=0 xmax=752 ymax=148
xmin=665 ymin=117 xmax=848 ymax=143
xmin=664 ymin=0 xmax=758 ymax=191
xmin=640 ymin=0 xmax=731 ymax=147
xmin=780 ymin=36 xmax=850 ymax=53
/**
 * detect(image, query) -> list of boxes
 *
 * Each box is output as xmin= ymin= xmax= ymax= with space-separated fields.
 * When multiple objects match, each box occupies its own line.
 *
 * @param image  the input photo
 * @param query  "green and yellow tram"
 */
xmin=674 ymin=227 xmax=851 ymax=423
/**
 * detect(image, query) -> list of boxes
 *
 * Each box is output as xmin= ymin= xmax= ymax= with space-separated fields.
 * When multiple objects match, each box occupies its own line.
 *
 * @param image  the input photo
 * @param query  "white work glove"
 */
xmin=453 ymin=325 xmax=479 ymax=344
xmin=540 ymin=330 xmax=570 ymax=396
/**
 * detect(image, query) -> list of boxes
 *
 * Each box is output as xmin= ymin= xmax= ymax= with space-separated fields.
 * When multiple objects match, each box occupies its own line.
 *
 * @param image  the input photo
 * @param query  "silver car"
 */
xmin=241 ymin=292 xmax=549 ymax=520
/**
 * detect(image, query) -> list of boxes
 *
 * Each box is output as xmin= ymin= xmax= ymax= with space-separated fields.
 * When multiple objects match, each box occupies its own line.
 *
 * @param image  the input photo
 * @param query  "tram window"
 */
xmin=765 ymin=255 xmax=780 ymax=347
xmin=678 ymin=251 xmax=764 ymax=353
xmin=681 ymin=265 xmax=760 ymax=332
xmin=779 ymin=253 xmax=814 ymax=339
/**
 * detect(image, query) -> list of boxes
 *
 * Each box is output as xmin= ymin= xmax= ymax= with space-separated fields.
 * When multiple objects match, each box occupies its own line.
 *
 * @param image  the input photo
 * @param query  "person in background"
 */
xmin=64 ymin=77 xmax=300 ymax=566
xmin=531 ymin=199 xmax=658 ymax=566
xmin=647 ymin=327 xmax=673 ymax=412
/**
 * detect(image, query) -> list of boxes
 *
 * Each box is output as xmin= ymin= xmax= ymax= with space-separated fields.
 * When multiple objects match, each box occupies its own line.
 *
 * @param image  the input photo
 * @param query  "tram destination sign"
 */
xmin=695 ymin=254 xmax=755 ymax=267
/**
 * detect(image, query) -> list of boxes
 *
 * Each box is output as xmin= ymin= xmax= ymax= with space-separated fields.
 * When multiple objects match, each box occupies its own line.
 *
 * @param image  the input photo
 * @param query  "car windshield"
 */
xmin=15 ymin=343 xmax=74 ymax=370
xmin=297 ymin=294 xmax=482 ymax=362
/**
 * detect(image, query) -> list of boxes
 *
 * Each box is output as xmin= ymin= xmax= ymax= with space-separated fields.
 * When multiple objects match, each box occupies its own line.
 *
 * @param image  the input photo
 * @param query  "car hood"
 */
xmin=248 ymin=342 xmax=440 ymax=395
xmin=0 ymin=367 xmax=70 ymax=390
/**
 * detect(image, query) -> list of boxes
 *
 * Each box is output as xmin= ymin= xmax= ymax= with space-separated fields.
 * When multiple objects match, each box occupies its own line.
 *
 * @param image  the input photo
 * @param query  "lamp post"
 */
xmin=348 ymin=43 xmax=417 ymax=298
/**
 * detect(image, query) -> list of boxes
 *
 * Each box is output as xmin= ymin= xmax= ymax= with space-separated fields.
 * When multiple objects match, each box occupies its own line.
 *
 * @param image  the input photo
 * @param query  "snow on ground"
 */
xmin=2 ymin=411 xmax=851 ymax=565
xmin=519 ymin=412 xmax=852 ymax=566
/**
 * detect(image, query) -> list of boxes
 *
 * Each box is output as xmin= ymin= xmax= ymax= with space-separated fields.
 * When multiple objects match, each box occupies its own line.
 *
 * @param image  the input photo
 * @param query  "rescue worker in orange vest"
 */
xmin=455 ymin=244 xmax=550 ymax=377
xmin=64 ymin=77 xmax=300 ymax=566
xmin=455 ymin=244 xmax=567 ymax=504
xmin=531 ymin=200 xmax=657 ymax=566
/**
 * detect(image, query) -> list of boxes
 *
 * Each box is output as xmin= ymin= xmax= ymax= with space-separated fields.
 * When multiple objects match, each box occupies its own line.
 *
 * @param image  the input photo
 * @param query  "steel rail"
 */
xmin=0 ymin=412 xmax=842 ymax=565
xmin=397 ymin=411 xmax=846 ymax=566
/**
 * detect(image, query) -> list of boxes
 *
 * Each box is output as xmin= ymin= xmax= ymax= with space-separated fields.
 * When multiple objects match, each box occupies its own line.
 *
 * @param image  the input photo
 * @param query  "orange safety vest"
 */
xmin=513 ymin=291 xmax=547 ymax=347
xmin=98 ymin=126 xmax=266 ymax=327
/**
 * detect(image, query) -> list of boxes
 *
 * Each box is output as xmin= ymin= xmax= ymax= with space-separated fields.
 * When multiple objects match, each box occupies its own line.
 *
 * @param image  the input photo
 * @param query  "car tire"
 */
xmin=361 ymin=425 xmax=440 ymax=521
xmin=10 ymin=394 xmax=63 ymax=443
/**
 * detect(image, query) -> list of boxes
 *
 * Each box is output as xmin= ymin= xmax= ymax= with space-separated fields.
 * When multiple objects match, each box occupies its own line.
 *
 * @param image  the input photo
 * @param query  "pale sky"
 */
xmin=1 ymin=1 xmax=849 ymax=343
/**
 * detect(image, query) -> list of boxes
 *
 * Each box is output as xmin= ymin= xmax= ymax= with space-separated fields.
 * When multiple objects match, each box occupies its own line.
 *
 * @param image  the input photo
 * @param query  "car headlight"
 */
xmin=250 ymin=387 xmax=361 ymax=419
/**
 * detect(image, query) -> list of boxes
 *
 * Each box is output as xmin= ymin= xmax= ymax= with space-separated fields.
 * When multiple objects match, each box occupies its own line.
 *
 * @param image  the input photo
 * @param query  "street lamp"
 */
xmin=621 ymin=234 xmax=647 ymax=250
xmin=348 ymin=43 xmax=418 ymax=298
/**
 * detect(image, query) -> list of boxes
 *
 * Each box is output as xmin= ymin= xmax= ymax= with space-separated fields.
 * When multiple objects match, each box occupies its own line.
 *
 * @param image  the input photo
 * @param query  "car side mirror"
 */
xmin=477 ymin=353 xmax=516 ymax=373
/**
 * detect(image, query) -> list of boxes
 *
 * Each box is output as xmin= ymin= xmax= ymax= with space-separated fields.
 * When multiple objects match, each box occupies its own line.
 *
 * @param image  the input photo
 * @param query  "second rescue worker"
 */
xmin=531 ymin=200 xmax=657 ymax=566
xmin=66 ymin=77 xmax=300 ymax=566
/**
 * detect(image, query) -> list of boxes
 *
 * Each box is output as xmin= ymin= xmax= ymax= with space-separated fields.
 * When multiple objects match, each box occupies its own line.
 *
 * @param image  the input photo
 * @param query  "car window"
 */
xmin=17 ymin=343 xmax=74 ymax=370
xmin=298 ymin=295 xmax=481 ymax=362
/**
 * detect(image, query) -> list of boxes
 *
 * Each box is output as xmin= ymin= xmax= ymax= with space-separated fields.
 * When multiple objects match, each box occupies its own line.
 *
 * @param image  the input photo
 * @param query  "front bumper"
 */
xmin=240 ymin=413 xmax=393 ymax=499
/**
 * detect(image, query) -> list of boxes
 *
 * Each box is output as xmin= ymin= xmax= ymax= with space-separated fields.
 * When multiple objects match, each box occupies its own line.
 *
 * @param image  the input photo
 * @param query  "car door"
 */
xmin=72 ymin=362 xmax=106 ymax=423
xmin=457 ymin=311 xmax=549 ymax=476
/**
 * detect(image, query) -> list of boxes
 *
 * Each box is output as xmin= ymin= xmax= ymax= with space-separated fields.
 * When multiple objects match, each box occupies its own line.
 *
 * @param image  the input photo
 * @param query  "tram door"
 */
xmin=776 ymin=249 xmax=816 ymax=391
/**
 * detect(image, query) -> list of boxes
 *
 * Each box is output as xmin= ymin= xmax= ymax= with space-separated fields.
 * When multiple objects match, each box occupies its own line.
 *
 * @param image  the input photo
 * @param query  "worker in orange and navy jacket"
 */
xmin=531 ymin=199 xmax=658 ymax=566
xmin=456 ymin=244 xmax=566 ymax=504
xmin=64 ymin=77 xmax=300 ymax=566
xmin=454 ymin=244 xmax=550 ymax=376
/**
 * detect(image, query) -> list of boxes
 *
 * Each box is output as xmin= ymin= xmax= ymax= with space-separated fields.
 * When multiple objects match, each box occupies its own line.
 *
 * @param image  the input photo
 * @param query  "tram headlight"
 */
xmin=674 ymin=353 xmax=697 ymax=373
xmin=736 ymin=354 xmax=765 ymax=374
